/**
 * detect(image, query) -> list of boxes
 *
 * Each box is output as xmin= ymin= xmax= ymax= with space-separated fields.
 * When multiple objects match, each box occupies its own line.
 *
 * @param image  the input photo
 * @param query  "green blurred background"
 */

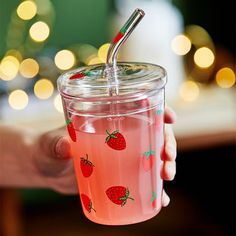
xmin=0 ymin=0 xmax=110 ymax=55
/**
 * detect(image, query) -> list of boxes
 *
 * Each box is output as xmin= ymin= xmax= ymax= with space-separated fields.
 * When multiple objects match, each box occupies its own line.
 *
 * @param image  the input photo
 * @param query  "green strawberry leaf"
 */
xmin=119 ymin=197 xmax=127 ymax=201
xmin=125 ymin=188 xmax=129 ymax=197
xmin=66 ymin=118 xmax=71 ymax=126
xmin=120 ymin=26 xmax=127 ymax=34
xmin=151 ymin=192 xmax=157 ymax=203
xmin=150 ymin=150 xmax=155 ymax=155
xmin=121 ymin=200 xmax=127 ymax=207
xmin=105 ymin=136 xmax=110 ymax=143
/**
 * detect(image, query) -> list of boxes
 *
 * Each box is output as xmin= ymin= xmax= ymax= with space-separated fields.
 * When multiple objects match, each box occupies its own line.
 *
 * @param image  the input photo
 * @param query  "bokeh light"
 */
xmin=34 ymin=78 xmax=54 ymax=99
xmin=98 ymin=43 xmax=110 ymax=63
xmin=19 ymin=58 xmax=39 ymax=78
xmin=88 ymin=56 xmax=102 ymax=65
xmin=8 ymin=89 xmax=28 ymax=110
xmin=75 ymin=44 xmax=98 ymax=64
xmin=35 ymin=0 xmax=52 ymax=15
xmin=54 ymin=50 xmax=75 ymax=70
xmin=6 ymin=49 xmax=23 ymax=62
xmin=171 ymin=34 xmax=191 ymax=55
xmin=0 ymin=56 xmax=20 ymax=81
xmin=216 ymin=68 xmax=236 ymax=88
xmin=194 ymin=47 xmax=215 ymax=68
xmin=185 ymin=25 xmax=212 ymax=47
xmin=29 ymin=21 xmax=50 ymax=42
xmin=180 ymin=81 xmax=200 ymax=102
xmin=16 ymin=0 xmax=37 ymax=20
xmin=54 ymin=94 xmax=63 ymax=113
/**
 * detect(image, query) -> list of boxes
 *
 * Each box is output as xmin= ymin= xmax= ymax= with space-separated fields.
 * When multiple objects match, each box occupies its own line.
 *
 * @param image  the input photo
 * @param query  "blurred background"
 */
xmin=0 ymin=0 xmax=235 ymax=236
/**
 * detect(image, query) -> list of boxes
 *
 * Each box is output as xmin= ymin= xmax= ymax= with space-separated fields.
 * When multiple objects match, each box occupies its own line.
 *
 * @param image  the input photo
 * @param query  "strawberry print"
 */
xmin=66 ymin=118 xmax=76 ymax=142
xmin=80 ymin=194 xmax=96 ymax=213
xmin=156 ymin=109 xmax=163 ymax=115
xmin=105 ymin=130 xmax=126 ymax=150
xmin=112 ymin=26 xmax=127 ymax=44
xmin=155 ymin=109 xmax=163 ymax=127
xmin=80 ymin=154 xmax=94 ymax=177
xmin=112 ymin=32 xmax=124 ymax=44
xmin=69 ymin=71 xmax=92 ymax=80
xmin=151 ymin=191 xmax=157 ymax=208
xmin=142 ymin=148 xmax=155 ymax=171
xmin=106 ymin=186 xmax=134 ymax=207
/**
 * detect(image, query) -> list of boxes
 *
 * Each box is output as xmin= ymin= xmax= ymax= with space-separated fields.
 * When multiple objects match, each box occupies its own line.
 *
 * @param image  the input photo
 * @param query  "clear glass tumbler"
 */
xmin=57 ymin=62 xmax=167 ymax=225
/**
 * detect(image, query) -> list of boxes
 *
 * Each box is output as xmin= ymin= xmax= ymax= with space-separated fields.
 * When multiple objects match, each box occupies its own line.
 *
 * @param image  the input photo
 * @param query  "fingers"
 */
xmin=163 ymin=125 xmax=177 ymax=161
xmin=161 ymin=108 xmax=177 ymax=208
xmin=161 ymin=125 xmax=177 ymax=180
xmin=55 ymin=137 xmax=72 ymax=160
xmin=34 ymin=127 xmax=73 ymax=177
xmin=164 ymin=106 xmax=177 ymax=124
xmin=162 ymin=190 xmax=170 ymax=207
xmin=39 ymin=127 xmax=72 ymax=160
xmin=161 ymin=160 xmax=176 ymax=180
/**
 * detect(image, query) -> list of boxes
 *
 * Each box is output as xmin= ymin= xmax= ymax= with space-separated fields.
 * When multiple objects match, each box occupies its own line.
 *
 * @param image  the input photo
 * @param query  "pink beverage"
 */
xmin=70 ymin=102 xmax=164 ymax=225
xmin=58 ymin=62 xmax=167 ymax=225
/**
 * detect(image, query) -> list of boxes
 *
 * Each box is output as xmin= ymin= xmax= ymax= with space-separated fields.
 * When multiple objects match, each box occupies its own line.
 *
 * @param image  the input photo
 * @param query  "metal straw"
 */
xmin=105 ymin=9 xmax=145 ymax=96
xmin=106 ymin=8 xmax=145 ymax=67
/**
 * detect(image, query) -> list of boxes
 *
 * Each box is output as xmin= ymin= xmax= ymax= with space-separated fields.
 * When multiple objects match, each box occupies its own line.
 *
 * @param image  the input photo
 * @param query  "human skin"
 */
xmin=0 ymin=107 xmax=177 ymax=207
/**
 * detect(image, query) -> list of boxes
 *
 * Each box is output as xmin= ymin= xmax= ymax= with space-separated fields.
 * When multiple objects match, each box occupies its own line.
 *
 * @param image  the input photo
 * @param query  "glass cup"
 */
xmin=57 ymin=62 xmax=167 ymax=225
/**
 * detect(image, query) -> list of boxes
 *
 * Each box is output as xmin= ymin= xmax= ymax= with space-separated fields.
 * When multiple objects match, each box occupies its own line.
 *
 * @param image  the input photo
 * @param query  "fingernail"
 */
xmin=162 ymin=191 xmax=170 ymax=207
xmin=55 ymin=138 xmax=71 ymax=160
xmin=166 ymin=161 xmax=176 ymax=180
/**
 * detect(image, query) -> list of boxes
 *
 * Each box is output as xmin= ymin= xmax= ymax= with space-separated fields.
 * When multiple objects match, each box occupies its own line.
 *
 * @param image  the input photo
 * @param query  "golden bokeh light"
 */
xmin=216 ymin=67 xmax=236 ymax=88
xmin=87 ymin=56 xmax=102 ymax=65
xmin=180 ymin=81 xmax=200 ymax=102
xmin=0 ymin=56 xmax=20 ymax=80
xmin=34 ymin=78 xmax=54 ymax=99
xmin=54 ymin=50 xmax=75 ymax=70
xmin=77 ymin=44 xmax=98 ymax=64
xmin=54 ymin=94 xmax=63 ymax=113
xmin=17 ymin=1 xmax=37 ymax=20
xmin=35 ymin=0 xmax=52 ymax=15
xmin=29 ymin=21 xmax=50 ymax=42
xmin=171 ymin=34 xmax=191 ymax=55
xmin=8 ymin=89 xmax=28 ymax=110
xmin=98 ymin=43 xmax=110 ymax=63
xmin=194 ymin=47 xmax=215 ymax=68
xmin=185 ymin=25 xmax=212 ymax=47
xmin=6 ymin=49 xmax=23 ymax=62
xmin=19 ymin=58 xmax=39 ymax=78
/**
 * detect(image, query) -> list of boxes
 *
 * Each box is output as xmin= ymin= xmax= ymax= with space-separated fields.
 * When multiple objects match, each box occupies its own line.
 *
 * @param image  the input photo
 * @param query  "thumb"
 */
xmin=39 ymin=128 xmax=72 ymax=160
xmin=35 ymin=128 xmax=73 ymax=177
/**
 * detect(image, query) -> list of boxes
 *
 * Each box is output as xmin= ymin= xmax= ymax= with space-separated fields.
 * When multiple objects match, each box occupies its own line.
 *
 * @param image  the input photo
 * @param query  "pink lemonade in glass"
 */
xmin=69 ymin=102 xmax=164 ymax=225
xmin=58 ymin=61 xmax=167 ymax=225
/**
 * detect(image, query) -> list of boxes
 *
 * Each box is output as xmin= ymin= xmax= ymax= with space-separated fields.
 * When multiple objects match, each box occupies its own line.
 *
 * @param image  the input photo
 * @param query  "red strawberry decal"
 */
xmin=151 ymin=192 xmax=157 ymax=208
xmin=112 ymin=32 xmax=124 ymax=44
xmin=80 ymin=154 xmax=94 ymax=177
xmin=106 ymin=186 xmax=134 ymax=207
xmin=80 ymin=194 xmax=96 ymax=213
xmin=142 ymin=148 xmax=155 ymax=171
xmin=69 ymin=71 xmax=92 ymax=80
xmin=66 ymin=118 xmax=76 ymax=142
xmin=112 ymin=26 xmax=126 ymax=44
xmin=155 ymin=109 xmax=163 ymax=126
xmin=105 ymin=130 xmax=126 ymax=150
xmin=70 ymin=72 xmax=85 ymax=80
